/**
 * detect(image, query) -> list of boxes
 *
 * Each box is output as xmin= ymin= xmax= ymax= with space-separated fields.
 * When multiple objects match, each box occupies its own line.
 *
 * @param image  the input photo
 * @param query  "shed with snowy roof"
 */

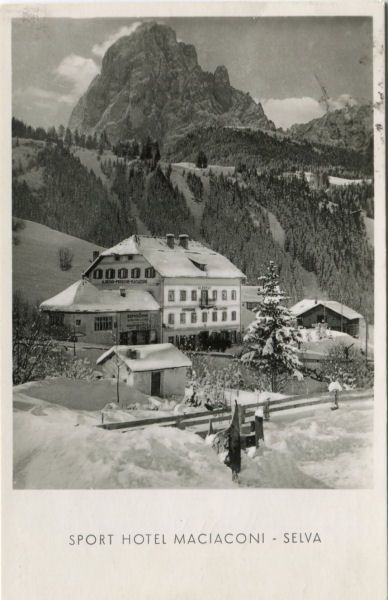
xmin=290 ymin=299 xmax=363 ymax=338
xmin=96 ymin=343 xmax=192 ymax=400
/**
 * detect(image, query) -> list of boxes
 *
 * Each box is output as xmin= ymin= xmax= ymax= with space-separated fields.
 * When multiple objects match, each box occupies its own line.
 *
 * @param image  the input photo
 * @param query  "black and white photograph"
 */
xmin=10 ymin=12 xmax=378 ymax=490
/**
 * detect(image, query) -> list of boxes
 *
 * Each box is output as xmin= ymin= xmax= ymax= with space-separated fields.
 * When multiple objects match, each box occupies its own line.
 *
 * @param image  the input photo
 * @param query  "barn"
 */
xmin=290 ymin=299 xmax=363 ymax=338
xmin=96 ymin=343 xmax=192 ymax=400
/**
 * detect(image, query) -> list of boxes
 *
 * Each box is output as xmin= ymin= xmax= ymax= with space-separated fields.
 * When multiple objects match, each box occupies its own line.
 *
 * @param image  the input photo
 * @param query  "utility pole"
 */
xmin=365 ymin=317 xmax=368 ymax=361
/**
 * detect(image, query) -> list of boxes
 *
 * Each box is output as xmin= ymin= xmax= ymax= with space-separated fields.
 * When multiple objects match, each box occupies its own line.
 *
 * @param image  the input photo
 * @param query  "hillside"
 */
xmin=13 ymin=219 xmax=104 ymax=304
xmin=11 ymin=126 xmax=373 ymax=320
xmin=288 ymin=104 xmax=373 ymax=154
xmin=166 ymin=125 xmax=372 ymax=176
xmin=69 ymin=21 xmax=274 ymax=146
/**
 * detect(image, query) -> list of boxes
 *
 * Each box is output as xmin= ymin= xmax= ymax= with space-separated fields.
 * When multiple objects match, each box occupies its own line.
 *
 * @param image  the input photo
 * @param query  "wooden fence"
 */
xmin=97 ymin=388 xmax=373 ymax=437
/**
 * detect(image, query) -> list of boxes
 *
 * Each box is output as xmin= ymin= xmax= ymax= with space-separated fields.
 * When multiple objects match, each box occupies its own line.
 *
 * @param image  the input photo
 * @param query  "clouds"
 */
xmin=262 ymin=94 xmax=359 ymax=129
xmin=92 ymin=23 xmax=141 ymax=57
xmin=262 ymin=97 xmax=325 ymax=130
xmin=54 ymin=54 xmax=100 ymax=102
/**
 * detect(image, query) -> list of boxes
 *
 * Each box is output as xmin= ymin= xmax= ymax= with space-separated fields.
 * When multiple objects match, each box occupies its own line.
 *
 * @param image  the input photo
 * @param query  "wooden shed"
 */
xmin=96 ymin=343 xmax=192 ymax=400
xmin=290 ymin=299 xmax=363 ymax=338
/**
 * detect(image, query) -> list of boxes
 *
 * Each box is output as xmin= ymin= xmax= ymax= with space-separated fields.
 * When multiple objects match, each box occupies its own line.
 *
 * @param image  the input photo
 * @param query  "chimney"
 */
xmin=93 ymin=250 xmax=99 ymax=261
xmin=179 ymin=234 xmax=189 ymax=249
xmin=120 ymin=288 xmax=126 ymax=297
xmin=166 ymin=234 xmax=175 ymax=249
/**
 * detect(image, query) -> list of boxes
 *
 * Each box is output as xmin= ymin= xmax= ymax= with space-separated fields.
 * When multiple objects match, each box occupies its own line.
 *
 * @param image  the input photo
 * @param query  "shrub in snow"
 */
xmin=242 ymin=262 xmax=303 ymax=392
xmin=319 ymin=343 xmax=373 ymax=389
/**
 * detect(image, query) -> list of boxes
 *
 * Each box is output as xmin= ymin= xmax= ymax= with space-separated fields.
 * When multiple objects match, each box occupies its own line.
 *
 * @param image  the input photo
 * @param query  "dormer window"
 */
xmin=127 ymin=255 xmax=133 ymax=260
xmin=189 ymin=259 xmax=206 ymax=272
xmin=114 ymin=254 xmax=120 ymax=261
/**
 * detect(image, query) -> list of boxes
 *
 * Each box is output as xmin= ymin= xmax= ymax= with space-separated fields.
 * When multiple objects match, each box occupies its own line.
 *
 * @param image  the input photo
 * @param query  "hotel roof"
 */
xmin=83 ymin=235 xmax=246 ymax=279
xmin=40 ymin=279 xmax=160 ymax=313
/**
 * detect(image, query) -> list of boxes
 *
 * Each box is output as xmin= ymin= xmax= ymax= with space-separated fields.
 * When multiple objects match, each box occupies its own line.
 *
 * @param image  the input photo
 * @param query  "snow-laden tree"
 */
xmin=242 ymin=262 xmax=303 ymax=392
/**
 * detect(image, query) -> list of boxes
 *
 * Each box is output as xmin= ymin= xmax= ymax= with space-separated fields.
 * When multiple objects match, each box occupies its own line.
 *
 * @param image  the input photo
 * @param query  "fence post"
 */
xmin=226 ymin=401 xmax=241 ymax=480
xmin=263 ymin=399 xmax=271 ymax=421
xmin=239 ymin=405 xmax=245 ymax=426
xmin=176 ymin=417 xmax=186 ymax=430
xmin=254 ymin=410 xmax=264 ymax=448
xmin=208 ymin=418 xmax=214 ymax=435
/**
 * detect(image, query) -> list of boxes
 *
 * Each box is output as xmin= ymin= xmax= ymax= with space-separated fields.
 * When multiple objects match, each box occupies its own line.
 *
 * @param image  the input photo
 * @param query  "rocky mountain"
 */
xmin=287 ymin=104 xmax=373 ymax=153
xmin=69 ymin=22 xmax=275 ymax=147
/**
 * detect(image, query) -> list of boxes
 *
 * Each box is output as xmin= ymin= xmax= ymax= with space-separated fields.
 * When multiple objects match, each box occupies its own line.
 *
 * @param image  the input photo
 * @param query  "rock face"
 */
xmin=287 ymin=104 xmax=373 ymax=152
xmin=68 ymin=22 xmax=274 ymax=146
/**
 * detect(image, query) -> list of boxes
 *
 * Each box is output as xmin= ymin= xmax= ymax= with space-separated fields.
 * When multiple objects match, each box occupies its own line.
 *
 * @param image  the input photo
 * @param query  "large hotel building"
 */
xmin=41 ymin=234 xmax=246 ymax=348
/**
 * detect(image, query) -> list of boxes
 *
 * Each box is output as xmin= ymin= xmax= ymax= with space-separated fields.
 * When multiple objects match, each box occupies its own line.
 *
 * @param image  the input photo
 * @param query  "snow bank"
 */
xmin=13 ymin=410 xmax=235 ymax=489
xmin=224 ymin=389 xmax=285 ymax=406
xmin=13 ymin=385 xmax=373 ymax=489
xmin=240 ymin=402 xmax=373 ymax=489
xmin=14 ymin=378 xmax=151 ymax=411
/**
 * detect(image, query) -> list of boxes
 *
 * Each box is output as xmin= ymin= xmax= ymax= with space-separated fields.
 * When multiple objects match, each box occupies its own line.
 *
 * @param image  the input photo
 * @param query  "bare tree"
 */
xmin=58 ymin=247 xmax=74 ymax=271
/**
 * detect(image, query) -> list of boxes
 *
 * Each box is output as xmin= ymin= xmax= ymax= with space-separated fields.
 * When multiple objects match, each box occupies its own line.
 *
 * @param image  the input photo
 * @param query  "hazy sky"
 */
xmin=12 ymin=17 xmax=373 ymax=130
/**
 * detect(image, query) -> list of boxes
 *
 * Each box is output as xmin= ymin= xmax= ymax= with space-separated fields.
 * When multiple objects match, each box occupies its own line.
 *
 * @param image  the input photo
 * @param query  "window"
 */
xmin=105 ymin=268 xmax=115 ymax=280
xmin=201 ymin=290 xmax=208 ymax=305
xmin=180 ymin=313 xmax=186 ymax=324
xmin=191 ymin=290 xmax=197 ymax=301
xmin=118 ymin=268 xmax=128 ymax=279
xmin=127 ymin=255 xmax=133 ymax=260
xmin=231 ymin=290 xmax=237 ymax=301
xmin=168 ymin=290 xmax=175 ymax=302
xmin=191 ymin=312 xmax=197 ymax=324
xmin=75 ymin=319 xmax=81 ymax=326
xmin=180 ymin=290 xmax=187 ymax=302
xmin=145 ymin=267 xmax=155 ymax=278
xmin=131 ymin=268 xmax=140 ymax=279
xmin=93 ymin=269 xmax=103 ymax=280
xmin=222 ymin=311 xmax=227 ymax=322
xmin=49 ymin=313 xmax=64 ymax=326
xmin=222 ymin=290 xmax=227 ymax=301
xmin=168 ymin=313 xmax=175 ymax=325
xmin=114 ymin=254 xmax=120 ymax=261
xmin=94 ymin=316 xmax=112 ymax=331
xmin=202 ymin=312 xmax=208 ymax=323
xmin=231 ymin=311 xmax=237 ymax=321
xmin=212 ymin=290 xmax=217 ymax=301
xmin=168 ymin=336 xmax=175 ymax=344
xmin=212 ymin=311 xmax=217 ymax=322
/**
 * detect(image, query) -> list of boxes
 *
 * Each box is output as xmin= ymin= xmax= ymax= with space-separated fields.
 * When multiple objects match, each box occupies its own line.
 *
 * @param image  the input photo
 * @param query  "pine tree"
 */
xmin=241 ymin=262 xmax=303 ymax=392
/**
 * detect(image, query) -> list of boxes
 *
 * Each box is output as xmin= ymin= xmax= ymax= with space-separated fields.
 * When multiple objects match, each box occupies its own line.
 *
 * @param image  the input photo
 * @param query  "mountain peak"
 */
xmin=68 ymin=23 xmax=274 ymax=145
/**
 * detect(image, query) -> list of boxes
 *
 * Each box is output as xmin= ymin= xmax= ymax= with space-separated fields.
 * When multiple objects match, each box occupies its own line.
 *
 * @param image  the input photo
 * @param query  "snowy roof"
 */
xmin=83 ymin=235 xmax=246 ymax=279
xmin=242 ymin=286 xmax=263 ymax=303
xmin=40 ymin=279 xmax=160 ymax=313
xmin=96 ymin=343 xmax=192 ymax=372
xmin=290 ymin=299 xmax=363 ymax=320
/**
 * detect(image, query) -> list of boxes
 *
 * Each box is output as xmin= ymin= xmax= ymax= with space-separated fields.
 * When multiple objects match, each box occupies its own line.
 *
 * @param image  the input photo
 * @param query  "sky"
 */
xmin=12 ymin=17 xmax=373 ymax=130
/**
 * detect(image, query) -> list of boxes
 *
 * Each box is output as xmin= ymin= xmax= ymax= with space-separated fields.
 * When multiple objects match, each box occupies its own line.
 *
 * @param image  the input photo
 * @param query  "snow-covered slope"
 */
xmin=14 ymin=384 xmax=372 ymax=490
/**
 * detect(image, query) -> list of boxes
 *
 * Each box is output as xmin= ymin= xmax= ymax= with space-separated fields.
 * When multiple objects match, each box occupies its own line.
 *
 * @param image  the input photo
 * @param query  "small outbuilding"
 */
xmin=290 ymin=299 xmax=363 ymax=338
xmin=96 ymin=343 xmax=192 ymax=400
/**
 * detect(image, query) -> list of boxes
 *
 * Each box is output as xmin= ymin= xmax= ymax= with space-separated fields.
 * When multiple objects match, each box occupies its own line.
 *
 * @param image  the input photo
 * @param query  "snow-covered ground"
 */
xmin=13 ymin=381 xmax=373 ymax=490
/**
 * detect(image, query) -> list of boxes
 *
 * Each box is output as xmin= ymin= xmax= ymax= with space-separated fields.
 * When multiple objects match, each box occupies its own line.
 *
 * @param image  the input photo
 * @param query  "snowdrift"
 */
xmin=13 ymin=405 xmax=235 ymax=489
xmin=13 ymin=384 xmax=373 ymax=489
